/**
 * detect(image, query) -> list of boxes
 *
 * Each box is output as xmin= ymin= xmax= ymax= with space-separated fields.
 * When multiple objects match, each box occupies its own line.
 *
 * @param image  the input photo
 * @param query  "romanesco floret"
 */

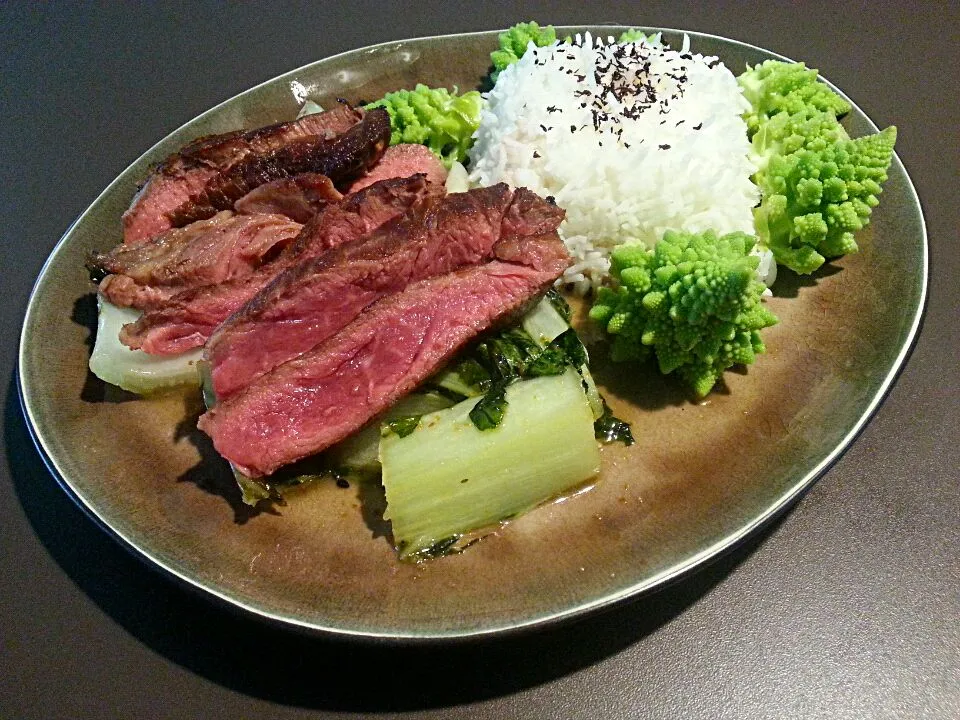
xmin=616 ymin=29 xmax=661 ymax=44
xmin=490 ymin=22 xmax=557 ymax=81
xmin=738 ymin=60 xmax=852 ymax=135
xmin=491 ymin=24 xmax=662 ymax=82
xmin=753 ymin=125 xmax=897 ymax=274
xmin=366 ymin=84 xmax=483 ymax=168
xmin=589 ymin=230 xmax=778 ymax=398
xmin=749 ymin=105 xmax=850 ymax=174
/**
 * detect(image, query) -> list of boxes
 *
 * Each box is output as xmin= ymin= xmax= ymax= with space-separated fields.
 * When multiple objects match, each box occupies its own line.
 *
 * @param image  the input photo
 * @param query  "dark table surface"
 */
xmin=2 ymin=2 xmax=957 ymax=718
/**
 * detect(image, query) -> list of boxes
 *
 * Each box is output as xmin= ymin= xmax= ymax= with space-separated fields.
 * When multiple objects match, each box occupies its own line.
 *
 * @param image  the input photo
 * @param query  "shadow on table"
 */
xmin=7 ymin=371 xmax=790 ymax=712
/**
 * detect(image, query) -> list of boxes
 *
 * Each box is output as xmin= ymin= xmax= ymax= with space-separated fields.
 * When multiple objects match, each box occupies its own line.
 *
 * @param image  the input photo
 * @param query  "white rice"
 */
xmin=469 ymin=33 xmax=763 ymax=293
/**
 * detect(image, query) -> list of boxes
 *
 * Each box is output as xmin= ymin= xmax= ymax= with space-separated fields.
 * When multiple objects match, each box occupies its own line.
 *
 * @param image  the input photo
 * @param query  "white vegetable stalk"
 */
xmin=381 ymin=369 xmax=600 ymax=558
xmin=89 ymin=296 xmax=201 ymax=394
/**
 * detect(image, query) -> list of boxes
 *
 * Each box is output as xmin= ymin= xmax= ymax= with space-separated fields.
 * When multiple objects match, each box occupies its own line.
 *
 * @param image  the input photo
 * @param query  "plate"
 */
xmin=18 ymin=27 xmax=927 ymax=639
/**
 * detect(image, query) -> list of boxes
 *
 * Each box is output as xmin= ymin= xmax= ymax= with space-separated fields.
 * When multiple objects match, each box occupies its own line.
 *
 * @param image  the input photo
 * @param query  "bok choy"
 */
xmin=381 ymin=368 xmax=600 ymax=559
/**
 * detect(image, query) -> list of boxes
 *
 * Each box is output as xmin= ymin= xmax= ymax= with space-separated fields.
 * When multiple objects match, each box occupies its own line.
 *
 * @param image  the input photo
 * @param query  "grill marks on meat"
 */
xmin=197 ymin=233 xmax=571 ymax=477
xmin=346 ymin=144 xmax=448 ymax=193
xmin=234 ymin=173 xmax=342 ymax=223
xmin=121 ymin=104 xmax=389 ymax=244
xmin=205 ymin=184 xmax=549 ymax=399
xmin=89 ymin=212 xmax=302 ymax=310
xmin=118 ymin=175 xmax=441 ymax=355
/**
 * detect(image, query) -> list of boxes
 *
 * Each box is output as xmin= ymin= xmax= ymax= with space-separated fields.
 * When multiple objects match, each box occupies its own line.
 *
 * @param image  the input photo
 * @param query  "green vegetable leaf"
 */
xmin=525 ymin=344 xmax=570 ymax=377
xmin=551 ymin=328 xmax=589 ymax=368
xmin=469 ymin=384 xmax=508 ymax=431
xmin=381 ymin=415 xmax=423 ymax=438
xmin=545 ymin=287 xmax=572 ymax=322
xmin=593 ymin=401 xmax=635 ymax=446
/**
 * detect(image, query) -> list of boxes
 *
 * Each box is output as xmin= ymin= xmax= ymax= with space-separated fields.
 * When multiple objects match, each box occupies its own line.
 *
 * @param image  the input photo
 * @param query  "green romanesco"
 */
xmin=490 ymin=22 xmax=557 ymax=81
xmin=589 ymin=230 xmax=778 ymax=398
xmin=366 ymin=84 xmax=483 ymax=168
xmin=490 ymin=23 xmax=659 ymax=82
xmin=753 ymin=125 xmax=897 ymax=274
xmin=615 ymin=28 xmax=662 ymax=44
xmin=748 ymin=105 xmax=851 ymax=175
xmin=738 ymin=60 xmax=897 ymax=275
xmin=738 ymin=60 xmax=852 ymax=136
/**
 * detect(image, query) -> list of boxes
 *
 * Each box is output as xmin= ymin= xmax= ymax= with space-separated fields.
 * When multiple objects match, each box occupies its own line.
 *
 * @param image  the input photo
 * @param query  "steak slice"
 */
xmin=197 ymin=232 xmax=572 ymax=477
xmin=233 ymin=173 xmax=342 ymax=223
xmin=89 ymin=212 xmax=302 ymax=310
xmin=204 ymin=185 xmax=563 ymax=398
xmin=119 ymin=175 xmax=440 ymax=355
xmin=121 ymin=104 xmax=389 ymax=244
xmin=346 ymin=144 xmax=447 ymax=193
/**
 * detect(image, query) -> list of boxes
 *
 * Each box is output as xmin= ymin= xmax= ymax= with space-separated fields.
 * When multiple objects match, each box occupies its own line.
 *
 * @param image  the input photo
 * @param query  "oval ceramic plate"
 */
xmin=19 ymin=28 xmax=926 ymax=639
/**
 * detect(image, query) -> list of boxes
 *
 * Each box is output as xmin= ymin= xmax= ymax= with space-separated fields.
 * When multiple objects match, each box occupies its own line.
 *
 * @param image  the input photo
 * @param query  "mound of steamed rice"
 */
xmin=469 ymin=33 xmax=763 ymax=293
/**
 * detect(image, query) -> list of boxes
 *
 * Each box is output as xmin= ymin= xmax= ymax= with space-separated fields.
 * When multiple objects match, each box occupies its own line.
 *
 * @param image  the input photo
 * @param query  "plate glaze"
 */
xmin=18 ymin=28 xmax=927 ymax=639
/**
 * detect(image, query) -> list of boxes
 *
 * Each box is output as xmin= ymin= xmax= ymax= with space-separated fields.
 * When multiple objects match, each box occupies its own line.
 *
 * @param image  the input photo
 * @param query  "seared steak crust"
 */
xmin=122 ymin=104 xmax=389 ymax=244
xmin=89 ymin=212 xmax=302 ymax=309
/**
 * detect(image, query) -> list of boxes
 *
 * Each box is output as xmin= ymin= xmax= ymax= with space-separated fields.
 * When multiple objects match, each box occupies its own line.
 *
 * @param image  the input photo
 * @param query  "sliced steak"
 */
xmin=119 ymin=175 xmax=440 ymax=355
xmin=97 ymin=275 xmax=181 ymax=309
xmin=122 ymin=104 xmax=389 ymax=244
xmin=286 ymin=174 xmax=442 ymax=259
xmin=346 ymin=144 xmax=447 ymax=193
xmin=197 ymin=232 xmax=571 ymax=477
xmin=89 ymin=212 xmax=302 ymax=310
xmin=205 ymin=184 xmax=562 ymax=398
xmin=233 ymin=173 xmax=342 ymax=223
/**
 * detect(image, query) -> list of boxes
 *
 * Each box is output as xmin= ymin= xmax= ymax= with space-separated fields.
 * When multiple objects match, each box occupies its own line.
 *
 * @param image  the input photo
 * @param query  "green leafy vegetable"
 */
xmin=590 ymin=229 xmax=778 ymax=398
xmin=89 ymin=296 xmax=202 ymax=394
xmin=594 ymin=400 xmax=635 ymax=446
xmin=525 ymin=343 xmax=571 ymax=377
xmin=468 ymin=384 xmax=508 ymax=430
xmin=381 ymin=415 xmax=422 ymax=439
xmin=442 ymin=324 xmax=588 ymax=429
xmin=326 ymin=392 xmax=455 ymax=475
xmin=544 ymin=287 xmax=572 ymax=323
xmin=365 ymin=84 xmax=483 ymax=167
xmin=552 ymin=329 xmax=589 ymax=368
